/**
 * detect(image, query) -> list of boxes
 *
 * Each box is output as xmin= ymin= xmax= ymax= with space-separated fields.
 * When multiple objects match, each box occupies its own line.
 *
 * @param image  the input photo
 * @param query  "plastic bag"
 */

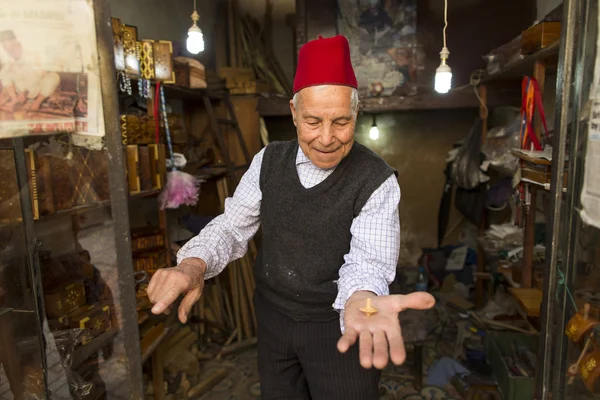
xmin=451 ymin=118 xmax=484 ymax=190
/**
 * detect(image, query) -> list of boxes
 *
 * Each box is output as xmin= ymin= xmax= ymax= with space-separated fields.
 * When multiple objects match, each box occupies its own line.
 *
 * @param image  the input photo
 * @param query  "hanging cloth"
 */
xmin=520 ymin=76 xmax=550 ymax=151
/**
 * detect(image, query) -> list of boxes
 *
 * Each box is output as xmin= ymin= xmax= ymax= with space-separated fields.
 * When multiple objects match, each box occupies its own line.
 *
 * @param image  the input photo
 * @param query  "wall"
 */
xmin=265 ymin=109 xmax=478 ymax=265
xmin=295 ymin=0 xmax=537 ymax=89
xmin=537 ymin=0 xmax=563 ymax=20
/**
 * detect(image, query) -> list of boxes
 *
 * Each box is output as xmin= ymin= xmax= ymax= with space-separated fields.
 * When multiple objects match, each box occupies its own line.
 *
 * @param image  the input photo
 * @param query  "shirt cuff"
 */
xmin=176 ymin=247 xmax=216 ymax=280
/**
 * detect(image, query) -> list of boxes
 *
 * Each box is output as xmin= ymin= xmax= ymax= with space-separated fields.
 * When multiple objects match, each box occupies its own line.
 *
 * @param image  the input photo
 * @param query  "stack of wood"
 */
xmin=193 ymin=176 xmax=258 ymax=349
xmin=145 ymin=325 xmax=234 ymax=399
xmin=218 ymin=67 xmax=270 ymax=95
xmin=239 ymin=14 xmax=292 ymax=96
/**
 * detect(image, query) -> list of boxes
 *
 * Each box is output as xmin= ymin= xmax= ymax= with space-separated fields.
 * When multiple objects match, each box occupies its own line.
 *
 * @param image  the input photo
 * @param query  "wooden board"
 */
xmin=508 ymin=288 xmax=543 ymax=317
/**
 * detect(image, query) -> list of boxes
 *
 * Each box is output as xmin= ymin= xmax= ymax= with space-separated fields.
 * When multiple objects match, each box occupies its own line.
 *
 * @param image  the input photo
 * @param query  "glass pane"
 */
xmin=0 ymin=138 xmax=137 ymax=399
xmin=0 ymin=148 xmax=45 ymax=400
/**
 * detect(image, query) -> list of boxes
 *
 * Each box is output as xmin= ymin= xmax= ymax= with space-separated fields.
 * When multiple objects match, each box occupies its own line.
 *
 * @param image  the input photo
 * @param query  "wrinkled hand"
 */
xmin=146 ymin=257 xmax=206 ymax=323
xmin=337 ymin=291 xmax=436 ymax=369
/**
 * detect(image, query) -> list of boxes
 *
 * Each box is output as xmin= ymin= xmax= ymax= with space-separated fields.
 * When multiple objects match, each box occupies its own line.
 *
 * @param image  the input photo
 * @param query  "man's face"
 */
xmin=2 ymin=39 xmax=23 ymax=61
xmin=290 ymin=85 xmax=357 ymax=170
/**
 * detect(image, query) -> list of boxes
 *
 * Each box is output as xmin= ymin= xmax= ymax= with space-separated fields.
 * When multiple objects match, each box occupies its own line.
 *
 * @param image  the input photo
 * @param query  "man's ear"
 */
xmin=290 ymin=100 xmax=298 ymax=127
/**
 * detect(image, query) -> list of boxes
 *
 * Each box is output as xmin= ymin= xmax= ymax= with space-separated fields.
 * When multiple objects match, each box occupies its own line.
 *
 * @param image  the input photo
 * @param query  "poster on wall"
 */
xmin=0 ymin=0 xmax=104 ymax=139
xmin=337 ymin=0 xmax=421 ymax=98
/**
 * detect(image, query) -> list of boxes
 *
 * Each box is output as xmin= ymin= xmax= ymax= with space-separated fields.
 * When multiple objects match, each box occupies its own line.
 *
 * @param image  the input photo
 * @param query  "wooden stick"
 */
xmin=187 ymin=368 xmax=229 ymax=398
xmin=199 ymin=294 xmax=206 ymax=338
xmin=480 ymin=318 xmax=538 ymax=335
xmin=210 ymin=281 xmax=225 ymax=327
xmin=236 ymin=261 xmax=252 ymax=339
xmin=569 ymin=333 xmax=594 ymax=384
xmin=229 ymin=267 xmax=242 ymax=343
xmin=222 ymin=282 xmax=235 ymax=330
xmin=224 ymin=328 xmax=238 ymax=347
xmin=216 ymin=275 xmax=233 ymax=329
xmin=218 ymin=337 xmax=258 ymax=358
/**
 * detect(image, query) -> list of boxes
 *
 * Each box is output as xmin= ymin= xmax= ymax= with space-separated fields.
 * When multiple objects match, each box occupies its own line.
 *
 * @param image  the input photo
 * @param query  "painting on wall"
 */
xmin=337 ymin=0 xmax=422 ymax=98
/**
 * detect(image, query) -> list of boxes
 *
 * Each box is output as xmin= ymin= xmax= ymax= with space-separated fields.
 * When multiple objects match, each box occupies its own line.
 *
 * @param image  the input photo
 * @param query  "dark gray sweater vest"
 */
xmin=255 ymin=140 xmax=396 ymax=321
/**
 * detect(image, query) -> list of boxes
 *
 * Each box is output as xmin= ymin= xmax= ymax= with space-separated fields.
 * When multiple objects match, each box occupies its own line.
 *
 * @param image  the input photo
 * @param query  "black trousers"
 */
xmin=254 ymin=291 xmax=381 ymax=400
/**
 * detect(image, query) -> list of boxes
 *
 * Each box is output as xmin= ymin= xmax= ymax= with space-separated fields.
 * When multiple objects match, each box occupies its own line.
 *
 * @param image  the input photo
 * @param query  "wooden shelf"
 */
xmin=33 ymin=189 xmax=162 ymax=222
xmin=483 ymin=41 xmax=560 ymax=84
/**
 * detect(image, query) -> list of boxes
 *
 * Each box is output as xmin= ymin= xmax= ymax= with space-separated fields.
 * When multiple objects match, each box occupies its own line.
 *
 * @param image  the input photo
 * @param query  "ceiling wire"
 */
xmin=443 ymin=0 xmax=448 ymax=49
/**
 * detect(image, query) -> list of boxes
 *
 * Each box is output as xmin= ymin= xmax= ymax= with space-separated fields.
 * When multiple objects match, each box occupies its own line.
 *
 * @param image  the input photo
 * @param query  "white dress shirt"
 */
xmin=178 ymin=144 xmax=401 ymax=332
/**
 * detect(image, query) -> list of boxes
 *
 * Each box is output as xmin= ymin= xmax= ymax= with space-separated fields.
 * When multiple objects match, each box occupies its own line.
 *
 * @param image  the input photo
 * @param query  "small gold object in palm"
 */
xmin=359 ymin=298 xmax=378 ymax=317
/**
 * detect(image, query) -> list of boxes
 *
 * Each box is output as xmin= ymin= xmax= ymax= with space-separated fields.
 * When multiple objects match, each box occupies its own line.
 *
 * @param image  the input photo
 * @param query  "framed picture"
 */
xmin=337 ymin=0 xmax=422 ymax=98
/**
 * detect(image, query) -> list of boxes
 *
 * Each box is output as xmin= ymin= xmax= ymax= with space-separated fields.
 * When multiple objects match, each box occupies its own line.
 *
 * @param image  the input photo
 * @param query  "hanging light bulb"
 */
xmin=186 ymin=1 xmax=204 ymax=54
xmin=434 ymin=0 xmax=452 ymax=94
xmin=435 ymin=47 xmax=452 ymax=94
xmin=369 ymin=115 xmax=380 ymax=140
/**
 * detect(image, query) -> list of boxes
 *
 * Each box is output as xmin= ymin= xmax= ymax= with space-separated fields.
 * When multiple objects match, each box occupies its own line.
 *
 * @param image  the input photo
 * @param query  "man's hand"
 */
xmin=146 ymin=257 xmax=207 ymax=324
xmin=337 ymin=291 xmax=435 ymax=369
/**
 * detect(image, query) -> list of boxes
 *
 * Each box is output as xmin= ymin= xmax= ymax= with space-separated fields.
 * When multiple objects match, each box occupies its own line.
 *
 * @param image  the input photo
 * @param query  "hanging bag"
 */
xmin=450 ymin=118 xmax=483 ymax=190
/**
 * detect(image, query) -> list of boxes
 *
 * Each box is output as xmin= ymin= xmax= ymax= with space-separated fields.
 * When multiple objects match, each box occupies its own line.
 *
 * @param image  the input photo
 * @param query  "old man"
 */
xmin=148 ymin=35 xmax=435 ymax=399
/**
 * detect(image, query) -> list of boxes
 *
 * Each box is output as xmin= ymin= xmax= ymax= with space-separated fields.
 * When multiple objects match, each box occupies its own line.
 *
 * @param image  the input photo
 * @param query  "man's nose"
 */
xmin=319 ymin=123 xmax=335 ymax=146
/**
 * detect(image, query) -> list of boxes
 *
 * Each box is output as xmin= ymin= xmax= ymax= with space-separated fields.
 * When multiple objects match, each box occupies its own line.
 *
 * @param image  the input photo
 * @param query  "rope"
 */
xmin=159 ymin=84 xmax=176 ymax=171
xmin=470 ymin=69 xmax=488 ymax=119
xmin=557 ymin=267 xmax=579 ymax=313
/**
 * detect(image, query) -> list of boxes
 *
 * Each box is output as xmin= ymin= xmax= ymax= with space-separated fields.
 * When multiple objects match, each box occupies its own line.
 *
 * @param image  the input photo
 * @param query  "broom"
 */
xmin=156 ymin=82 xmax=200 ymax=209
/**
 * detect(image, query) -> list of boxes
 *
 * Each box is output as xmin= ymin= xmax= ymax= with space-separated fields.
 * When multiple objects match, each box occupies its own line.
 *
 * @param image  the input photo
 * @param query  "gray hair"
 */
xmin=292 ymin=85 xmax=359 ymax=116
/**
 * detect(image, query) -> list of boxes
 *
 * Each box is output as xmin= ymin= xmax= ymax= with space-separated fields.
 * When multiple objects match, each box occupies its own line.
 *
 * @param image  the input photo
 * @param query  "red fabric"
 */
xmin=293 ymin=35 xmax=357 ymax=94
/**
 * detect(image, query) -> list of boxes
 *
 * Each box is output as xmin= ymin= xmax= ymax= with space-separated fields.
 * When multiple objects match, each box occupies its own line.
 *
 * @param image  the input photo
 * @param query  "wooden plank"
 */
xmin=508 ymin=288 xmax=543 ymax=317
xmin=511 ymin=150 xmax=553 ymax=165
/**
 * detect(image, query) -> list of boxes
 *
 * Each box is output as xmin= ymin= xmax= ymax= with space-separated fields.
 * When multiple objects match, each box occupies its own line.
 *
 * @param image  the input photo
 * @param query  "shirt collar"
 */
xmin=295 ymin=145 xmax=338 ymax=172
xmin=296 ymin=146 xmax=312 ymax=166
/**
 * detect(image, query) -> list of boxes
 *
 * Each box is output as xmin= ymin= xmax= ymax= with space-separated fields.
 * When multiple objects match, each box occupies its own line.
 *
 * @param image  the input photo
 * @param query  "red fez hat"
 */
xmin=293 ymin=35 xmax=358 ymax=94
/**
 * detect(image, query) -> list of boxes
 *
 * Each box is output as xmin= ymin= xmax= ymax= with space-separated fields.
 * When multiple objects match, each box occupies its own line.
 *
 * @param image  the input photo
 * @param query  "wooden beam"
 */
xmin=257 ymin=88 xmax=521 ymax=117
